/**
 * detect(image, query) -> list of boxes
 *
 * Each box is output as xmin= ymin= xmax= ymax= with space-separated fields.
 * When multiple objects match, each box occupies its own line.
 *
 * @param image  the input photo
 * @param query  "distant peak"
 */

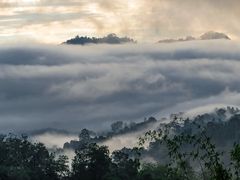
xmin=200 ymin=31 xmax=231 ymax=40
xmin=158 ymin=31 xmax=231 ymax=43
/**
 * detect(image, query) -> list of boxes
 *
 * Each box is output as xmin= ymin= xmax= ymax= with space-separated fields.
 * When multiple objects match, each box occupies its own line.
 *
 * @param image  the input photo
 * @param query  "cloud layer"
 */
xmin=1 ymin=40 xmax=240 ymax=133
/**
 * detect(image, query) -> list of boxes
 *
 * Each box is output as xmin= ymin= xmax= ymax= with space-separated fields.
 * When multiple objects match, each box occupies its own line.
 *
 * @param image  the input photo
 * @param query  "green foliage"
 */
xmin=139 ymin=120 xmax=238 ymax=180
xmin=138 ymin=163 xmax=185 ymax=180
xmin=231 ymin=143 xmax=240 ymax=179
xmin=3 ymin=114 xmax=240 ymax=180
xmin=111 ymin=121 xmax=124 ymax=133
xmin=71 ymin=143 xmax=111 ymax=180
xmin=71 ymin=144 xmax=141 ymax=180
xmin=105 ymin=149 xmax=140 ymax=180
xmin=0 ymin=134 xmax=69 ymax=180
xmin=78 ymin=129 xmax=91 ymax=142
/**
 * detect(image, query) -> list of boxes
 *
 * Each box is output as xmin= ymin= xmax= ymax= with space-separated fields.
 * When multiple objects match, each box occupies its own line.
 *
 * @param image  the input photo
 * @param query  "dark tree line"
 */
xmin=0 ymin=134 xmax=141 ymax=180
xmin=63 ymin=34 xmax=136 ymax=45
xmin=0 ymin=134 xmax=69 ymax=180
xmin=2 ymin=112 xmax=240 ymax=179
xmin=64 ymin=117 xmax=157 ymax=150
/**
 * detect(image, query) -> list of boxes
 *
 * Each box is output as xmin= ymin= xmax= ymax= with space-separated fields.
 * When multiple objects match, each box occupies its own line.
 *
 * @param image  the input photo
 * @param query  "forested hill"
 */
xmin=63 ymin=33 xmax=136 ymax=45
xmin=2 ymin=106 xmax=240 ymax=179
xmin=145 ymin=106 xmax=240 ymax=162
xmin=63 ymin=117 xmax=157 ymax=150
xmin=63 ymin=106 xmax=240 ymax=151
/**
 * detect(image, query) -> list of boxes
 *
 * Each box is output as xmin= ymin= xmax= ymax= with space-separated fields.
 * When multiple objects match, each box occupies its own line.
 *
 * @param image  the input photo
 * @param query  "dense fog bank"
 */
xmin=0 ymin=40 xmax=240 ymax=132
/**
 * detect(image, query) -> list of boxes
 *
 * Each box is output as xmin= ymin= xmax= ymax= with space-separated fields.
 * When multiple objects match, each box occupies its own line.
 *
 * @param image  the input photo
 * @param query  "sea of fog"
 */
xmin=0 ymin=40 xmax=240 ymax=136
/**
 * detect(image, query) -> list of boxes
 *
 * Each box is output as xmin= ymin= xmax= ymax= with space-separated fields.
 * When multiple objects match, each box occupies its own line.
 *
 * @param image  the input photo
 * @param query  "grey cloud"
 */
xmin=1 ymin=40 xmax=240 ymax=133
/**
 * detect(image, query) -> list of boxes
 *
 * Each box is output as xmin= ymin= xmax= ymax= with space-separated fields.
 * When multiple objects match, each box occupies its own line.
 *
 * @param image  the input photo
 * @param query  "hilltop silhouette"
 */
xmin=63 ymin=33 xmax=136 ymax=45
xmin=158 ymin=31 xmax=230 ymax=43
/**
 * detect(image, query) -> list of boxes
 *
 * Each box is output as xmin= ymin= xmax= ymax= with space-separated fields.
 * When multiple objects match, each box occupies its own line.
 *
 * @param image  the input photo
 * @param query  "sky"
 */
xmin=1 ymin=0 xmax=240 ymax=44
xmin=1 ymin=40 xmax=240 ymax=133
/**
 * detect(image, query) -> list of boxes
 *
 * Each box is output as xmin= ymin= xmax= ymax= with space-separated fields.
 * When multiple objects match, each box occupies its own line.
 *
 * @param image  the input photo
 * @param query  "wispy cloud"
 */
xmin=1 ymin=0 xmax=240 ymax=44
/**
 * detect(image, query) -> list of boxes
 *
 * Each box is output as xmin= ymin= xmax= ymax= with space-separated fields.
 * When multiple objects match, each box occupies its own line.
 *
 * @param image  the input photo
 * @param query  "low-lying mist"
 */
xmin=1 ymin=40 xmax=240 ymax=133
xmin=31 ymin=133 xmax=78 ymax=149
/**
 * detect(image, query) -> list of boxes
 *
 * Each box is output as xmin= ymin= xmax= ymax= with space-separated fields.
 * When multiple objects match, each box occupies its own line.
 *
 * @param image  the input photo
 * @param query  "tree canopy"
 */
xmin=2 ymin=110 xmax=240 ymax=179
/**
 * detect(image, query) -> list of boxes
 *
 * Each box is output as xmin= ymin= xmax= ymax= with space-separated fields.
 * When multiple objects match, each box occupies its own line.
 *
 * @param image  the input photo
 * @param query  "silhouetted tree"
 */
xmin=0 ymin=134 xmax=69 ymax=180
xmin=111 ymin=121 xmax=124 ymax=133
xmin=71 ymin=143 xmax=111 ymax=180
xmin=79 ymin=129 xmax=91 ymax=142
xmin=104 ymin=149 xmax=140 ymax=180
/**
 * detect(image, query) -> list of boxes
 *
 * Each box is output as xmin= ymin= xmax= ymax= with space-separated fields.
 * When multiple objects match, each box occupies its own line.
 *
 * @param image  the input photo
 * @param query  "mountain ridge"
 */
xmin=158 ymin=31 xmax=231 ymax=43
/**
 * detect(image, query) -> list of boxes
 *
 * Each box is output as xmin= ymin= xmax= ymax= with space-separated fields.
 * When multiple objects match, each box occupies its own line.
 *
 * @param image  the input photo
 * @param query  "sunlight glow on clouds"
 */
xmin=0 ymin=0 xmax=240 ymax=44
